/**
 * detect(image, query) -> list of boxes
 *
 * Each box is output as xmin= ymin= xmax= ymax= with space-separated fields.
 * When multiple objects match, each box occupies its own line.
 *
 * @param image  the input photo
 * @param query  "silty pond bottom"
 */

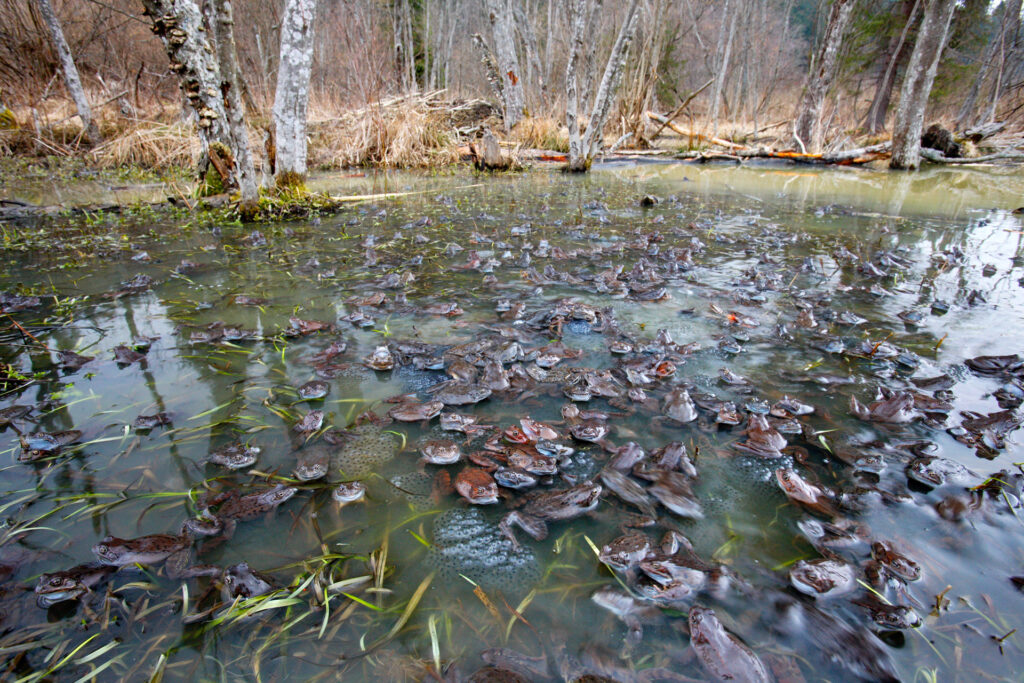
xmin=2 ymin=163 xmax=1024 ymax=681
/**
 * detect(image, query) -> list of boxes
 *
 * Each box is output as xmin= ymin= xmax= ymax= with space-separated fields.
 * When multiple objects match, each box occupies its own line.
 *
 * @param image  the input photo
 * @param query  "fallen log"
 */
xmin=919 ymin=147 xmax=1024 ymax=164
xmin=649 ymin=78 xmax=715 ymax=140
xmin=646 ymin=111 xmax=747 ymax=150
xmin=675 ymin=142 xmax=892 ymax=165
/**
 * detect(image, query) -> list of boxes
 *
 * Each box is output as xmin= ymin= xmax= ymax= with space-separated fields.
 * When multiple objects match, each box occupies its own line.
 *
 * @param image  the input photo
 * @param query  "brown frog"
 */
xmin=599 ymin=531 xmax=654 ymax=571
xmin=92 ymin=533 xmax=191 ymax=578
xmin=689 ymin=606 xmax=770 ymax=683
xmin=789 ymin=558 xmax=856 ymax=599
xmin=35 ymin=562 xmax=118 ymax=607
xmin=184 ymin=484 xmax=297 ymax=539
xmin=208 ymin=441 xmax=259 ymax=470
xmin=499 ymin=482 xmax=602 ymax=546
xmin=419 ymin=438 xmax=462 ymax=465
xmin=454 ymin=467 xmax=499 ymax=504
xmin=388 ymin=400 xmax=444 ymax=422
xmin=293 ymin=443 xmax=331 ymax=481
xmin=221 ymin=562 xmax=275 ymax=601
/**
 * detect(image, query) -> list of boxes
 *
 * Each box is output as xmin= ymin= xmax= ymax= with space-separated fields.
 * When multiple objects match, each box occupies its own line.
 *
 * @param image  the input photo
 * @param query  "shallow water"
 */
xmin=2 ymin=162 xmax=1024 ymax=681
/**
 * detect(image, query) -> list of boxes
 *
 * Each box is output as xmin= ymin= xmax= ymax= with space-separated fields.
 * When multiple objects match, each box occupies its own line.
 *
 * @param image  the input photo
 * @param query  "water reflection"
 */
xmin=0 ymin=165 xmax=1023 ymax=681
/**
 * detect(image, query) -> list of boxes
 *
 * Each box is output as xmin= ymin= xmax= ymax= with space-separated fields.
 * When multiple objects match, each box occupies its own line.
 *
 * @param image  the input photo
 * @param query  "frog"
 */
xmin=35 ymin=562 xmax=118 ymax=607
xmin=221 ymin=562 xmax=275 ymax=601
xmin=92 ymin=533 xmax=191 ymax=578
xmin=208 ymin=440 xmax=259 ymax=470
xmin=363 ymin=345 xmax=396 ymax=371
xmin=569 ymin=418 xmax=610 ymax=444
xmin=599 ymin=531 xmax=654 ymax=571
xmin=454 ymin=467 xmax=499 ymax=504
xmin=775 ymin=467 xmax=838 ymax=517
xmin=293 ymin=443 xmax=330 ymax=481
xmin=647 ymin=470 xmax=703 ymax=519
xmin=905 ymin=456 xmax=972 ymax=488
xmin=183 ymin=484 xmax=297 ymax=540
xmin=506 ymin=448 xmax=558 ymax=475
xmin=852 ymin=594 xmax=922 ymax=630
xmin=660 ymin=387 xmax=698 ymax=423
xmin=296 ymin=379 xmax=329 ymax=400
xmin=870 ymin=541 xmax=921 ymax=582
xmin=387 ymin=400 xmax=444 ymax=422
xmin=493 ymin=467 xmax=538 ymax=490
xmin=688 ymin=606 xmax=770 ymax=683
xmin=419 ymin=438 xmax=462 ymax=465
xmin=332 ymin=481 xmax=366 ymax=505
xmin=499 ymin=481 xmax=602 ymax=546
xmin=436 ymin=383 xmax=492 ymax=406
xmin=789 ymin=557 xmax=856 ymax=599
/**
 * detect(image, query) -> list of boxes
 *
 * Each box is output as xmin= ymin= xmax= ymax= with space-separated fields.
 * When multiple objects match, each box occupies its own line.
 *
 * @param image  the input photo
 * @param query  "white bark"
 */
xmin=708 ymin=0 xmax=737 ymax=136
xmin=141 ymin=0 xmax=231 ymax=168
xmin=890 ymin=0 xmax=957 ymax=170
xmin=567 ymin=0 xmax=641 ymax=171
xmin=793 ymin=0 xmax=856 ymax=154
xmin=36 ymin=0 xmax=100 ymax=145
xmin=485 ymin=0 xmax=525 ymax=130
xmin=566 ymin=0 xmax=587 ymax=168
xmin=211 ymin=0 xmax=257 ymax=201
xmin=273 ymin=0 xmax=316 ymax=184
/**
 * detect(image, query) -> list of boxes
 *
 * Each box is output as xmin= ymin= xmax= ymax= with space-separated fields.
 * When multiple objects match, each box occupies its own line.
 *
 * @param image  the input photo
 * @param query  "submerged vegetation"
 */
xmin=1 ymin=167 xmax=1024 ymax=680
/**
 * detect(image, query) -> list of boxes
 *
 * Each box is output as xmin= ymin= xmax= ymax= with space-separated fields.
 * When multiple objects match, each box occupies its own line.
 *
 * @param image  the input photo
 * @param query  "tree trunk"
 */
xmin=890 ymin=0 xmax=957 ymax=170
xmin=565 ymin=0 xmax=587 ymax=169
xmin=567 ymin=0 xmax=641 ymax=171
xmin=865 ymin=0 xmax=919 ymax=133
xmin=272 ymin=0 xmax=316 ymax=188
xmin=514 ymin=1 xmax=545 ymax=102
xmin=708 ymin=0 xmax=737 ymax=136
xmin=36 ymin=0 xmax=100 ymax=145
xmin=484 ymin=0 xmax=524 ymax=130
xmin=211 ymin=0 xmax=257 ymax=202
xmin=793 ymin=0 xmax=856 ymax=153
xmin=140 ymin=0 xmax=232 ymax=176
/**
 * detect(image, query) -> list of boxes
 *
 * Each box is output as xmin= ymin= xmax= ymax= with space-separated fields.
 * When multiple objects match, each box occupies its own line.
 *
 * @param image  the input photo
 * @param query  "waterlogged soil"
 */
xmin=2 ymin=163 xmax=1024 ymax=681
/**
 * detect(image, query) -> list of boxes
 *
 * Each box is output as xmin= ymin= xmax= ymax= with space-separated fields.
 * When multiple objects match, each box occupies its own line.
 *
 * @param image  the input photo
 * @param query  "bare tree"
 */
xmin=708 ymin=0 xmax=737 ymax=136
xmin=273 ymin=0 xmax=316 ymax=188
xmin=864 ymin=0 xmax=920 ymax=133
xmin=793 ymin=0 xmax=856 ymax=153
xmin=890 ymin=0 xmax=958 ymax=170
xmin=484 ymin=0 xmax=524 ymax=130
xmin=566 ymin=0 xmax=641 ymax=171
xmin=36 ymin=0 xmax=100 ymax=144
xmin=956 ymin=0 xmax=1022 ymax=130
xmin=140 ymin=0 xmax=233 ymax=177
xmin=211 ymin=0 xmax=257 ymax=202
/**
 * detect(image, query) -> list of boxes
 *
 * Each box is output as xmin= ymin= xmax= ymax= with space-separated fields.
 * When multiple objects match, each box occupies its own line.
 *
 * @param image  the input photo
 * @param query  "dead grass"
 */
xmin=307 ymin=92 xmax=468 ymax=169
xmin=509 ymin=115 xmax=569 ymax=153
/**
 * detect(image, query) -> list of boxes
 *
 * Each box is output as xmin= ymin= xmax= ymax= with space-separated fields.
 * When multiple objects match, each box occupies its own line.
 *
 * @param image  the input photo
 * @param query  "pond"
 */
xmin=2 ymin=161 xmax=1024 ymax=681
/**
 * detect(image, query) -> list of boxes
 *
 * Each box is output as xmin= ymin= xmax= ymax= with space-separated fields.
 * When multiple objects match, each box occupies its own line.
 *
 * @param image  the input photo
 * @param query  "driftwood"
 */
xmin=961 ymin=121 xmax=1007 ymax=142
xmin=919 ymin=147 xmax=1024 ymax=164
xmin=676 ymin=142 xmax=892 ymax=165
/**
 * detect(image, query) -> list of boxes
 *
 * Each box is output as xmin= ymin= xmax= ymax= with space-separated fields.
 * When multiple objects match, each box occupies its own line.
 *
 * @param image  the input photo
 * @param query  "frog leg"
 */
xmin=165 ymin=547 xmax=192 ymax=580
xmin=499 ymin=511 xmax=547 ymax=547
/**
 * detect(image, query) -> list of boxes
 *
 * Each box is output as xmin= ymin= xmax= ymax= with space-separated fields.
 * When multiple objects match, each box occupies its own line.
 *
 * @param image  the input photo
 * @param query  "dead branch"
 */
xmin=920 ymin=147 xmax=1024 ymax=164
xmin=646 ymin=110 xmax=746 ymax=149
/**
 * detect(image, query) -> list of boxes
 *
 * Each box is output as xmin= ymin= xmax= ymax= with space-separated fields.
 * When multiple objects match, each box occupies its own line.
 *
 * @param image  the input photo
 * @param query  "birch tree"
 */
xmin=566 ymin=0 xmax=641 ymax=171
xmin=864 ymin=0 xmax=919 ymax=133
xmin=793 ymin=0 xmax=856 ymax=153
xmin=484 ymin=0 xmax=525 ymax=130
xmin=140 ymin=0 xmax=234 ymax=184
xmin=890 ymin=0 xmax=958 ymax=170
xmin=36 ymin=0 xmax=100 ymax=145
xmin=272 ymin=0 xmax=316 ymax=189
xmin=210 ymin=0 xmax=257 ymax=202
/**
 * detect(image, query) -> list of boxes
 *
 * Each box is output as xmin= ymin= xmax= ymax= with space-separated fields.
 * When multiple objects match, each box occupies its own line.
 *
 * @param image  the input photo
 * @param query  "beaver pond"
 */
xmin=2 ymin=162 xmax=1024 ymax=681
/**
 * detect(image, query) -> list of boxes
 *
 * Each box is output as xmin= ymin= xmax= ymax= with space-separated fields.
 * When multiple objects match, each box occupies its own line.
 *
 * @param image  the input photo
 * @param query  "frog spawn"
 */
xmin=427 ymin=508 xmax=540 ymax=595
xmin=331 ymin=423 xmax=401 ymax=478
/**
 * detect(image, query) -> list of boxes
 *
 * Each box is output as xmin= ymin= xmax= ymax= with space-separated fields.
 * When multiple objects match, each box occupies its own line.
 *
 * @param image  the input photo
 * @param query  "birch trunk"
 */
xmin=484 ymin=0 xmax=524 ymax=130
xmin=272 ymin=0 xmax=316 ymax=188
xmin=890 ymin=0 xmax=957 ymax=170
xmin=140 ymin=0 xmax=231 ymax=173
xmin=211 ymin=0 xmax=257 ymax=202
xmin=865 ymin=0 xmax=919 ymax=133
xmin=709 ymin=0 xmax=737 ymax=136
xmin=36 ymin=0 xmax=100 ymax=145
xmin=567 ymin=0 xmax=641 ymax=171
xmin=793 ymin=0 xmax=856 ymax=153
xmin=565 ymin=0 xmax=587 ymax=169
xmin=514 ymin=2 xmax=545 ymax=101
